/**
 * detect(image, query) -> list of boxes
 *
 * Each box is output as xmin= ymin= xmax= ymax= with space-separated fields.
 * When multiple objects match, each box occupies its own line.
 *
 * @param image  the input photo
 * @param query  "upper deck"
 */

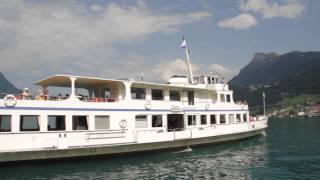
xmin=0 ymin=74 xmax=247 ymax=111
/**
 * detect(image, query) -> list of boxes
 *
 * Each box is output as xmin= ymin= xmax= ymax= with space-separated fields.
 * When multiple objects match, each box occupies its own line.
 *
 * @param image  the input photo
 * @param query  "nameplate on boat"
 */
xmin=171 ymin=106 xmax=182 ymax=112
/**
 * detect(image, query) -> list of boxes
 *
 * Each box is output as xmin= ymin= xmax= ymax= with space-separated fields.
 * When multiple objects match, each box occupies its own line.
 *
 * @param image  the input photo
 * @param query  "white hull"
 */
xmin=0 ymin=124 xmax=266 ymax=162
xmin=0 ymin=74 xmax=268 ymax=162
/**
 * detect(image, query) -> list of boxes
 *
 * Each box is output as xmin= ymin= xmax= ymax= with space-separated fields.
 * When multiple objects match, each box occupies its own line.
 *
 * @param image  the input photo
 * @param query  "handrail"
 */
xmin=0 ymin=92 xmax=118 ymax=102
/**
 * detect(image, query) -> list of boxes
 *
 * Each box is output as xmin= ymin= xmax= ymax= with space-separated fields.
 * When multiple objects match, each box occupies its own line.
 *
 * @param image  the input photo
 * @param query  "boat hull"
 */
xmin=0 ymin=128 xmax=266 ymax=163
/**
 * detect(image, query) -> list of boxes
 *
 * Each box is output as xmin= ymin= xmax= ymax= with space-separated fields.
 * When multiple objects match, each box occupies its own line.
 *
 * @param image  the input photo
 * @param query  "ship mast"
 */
xmin=181 ymin=37 xmax=194 ymax=84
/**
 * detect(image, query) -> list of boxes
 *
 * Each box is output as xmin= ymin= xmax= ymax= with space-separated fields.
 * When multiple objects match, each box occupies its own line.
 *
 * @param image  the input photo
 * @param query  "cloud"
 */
xmin=0 ymin=1 xmax=211 ymax=88
xmin=240 ymin=0 xmax=305 ymax=19
xmin=150 ymin=59 xmax=237 ymax=82
xmin=218 ymin=13 xmax=258 ymax=30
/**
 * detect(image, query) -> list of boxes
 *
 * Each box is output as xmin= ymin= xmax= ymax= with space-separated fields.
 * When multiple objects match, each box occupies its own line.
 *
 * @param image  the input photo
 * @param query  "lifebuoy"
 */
xmin=4 ymin=94 xmax=17 ymax=107
xmin=119 ymin=119 xmax=127 ymax=128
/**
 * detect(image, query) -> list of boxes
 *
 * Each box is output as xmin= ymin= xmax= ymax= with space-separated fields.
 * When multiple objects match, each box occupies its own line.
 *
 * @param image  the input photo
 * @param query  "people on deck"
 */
xmin=44 ymin=90 xmax=48 ymax=100
xmin=58 ymin=94 xmax=62 ymax=100
xmin=35 ymin=90 xmax=45 ymax=100
xmin=22 ymin=88 xmax=31 ymax=100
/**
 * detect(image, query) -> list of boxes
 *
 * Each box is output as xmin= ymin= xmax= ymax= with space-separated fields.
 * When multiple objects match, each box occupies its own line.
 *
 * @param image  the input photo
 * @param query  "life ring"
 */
xmin=145 ymin=101 xmax=151 ymax=110
xmin=119 ymin=119 xmax=127 ymax=129
xmin=3 ymin=94 xmax=17 ymax=107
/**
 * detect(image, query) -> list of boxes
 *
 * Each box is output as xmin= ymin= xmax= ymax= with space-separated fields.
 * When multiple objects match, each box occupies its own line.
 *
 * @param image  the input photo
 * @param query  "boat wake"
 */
xmin=262 ymin=131 xmax=267 ymax=137
xmin=176 ymin=146 xmax=193 ymax=153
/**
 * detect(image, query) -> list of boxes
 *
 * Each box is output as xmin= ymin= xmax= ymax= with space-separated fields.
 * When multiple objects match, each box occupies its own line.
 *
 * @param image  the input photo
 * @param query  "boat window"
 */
xmin=95 ymin=116 xmax=110 ymax=129
xmin=0 ymin=115 xmax=11 ymax=132
xmin=187 ymin=115 xmax=196 ymax=126
xmin=188 ymin=91 xmax=194 ymax=105
xmin=210 ymin=114 xmax=216 ymax=124
xmin=236 ymin=114 xmax=241 ymax=122
xmin=48 ymin=115 xmax=65 ymax=131
xmin=152 ymin=115 xmax=162 ymax=127
xmin=243 ymin=113 xmax=247 ymax=122
xmin=135 ymin=115 xmax=148 ymax=128
xmin=211 ymin=77 xmax=215 ymax=84
xmin=72 ymin=116 xmax=88 ymax=130
xmin=226 ymin=94 xmax=231 ymax=102
xmin=207 ymin=77 xmax=212 ymax=84
xmin=20 ymin=115 xmax=40 ymax=131
xmin=170 ymin=90 xmax=181 ymax=101
xmin=131 ymin=87 xmax=146 ymax=100
xmin=229 ymin=114 xmax=234 ymax=123
xmin=220 ymin=94 xmax=225 ymax=102
xmin=201 ymin=115 xmax=207 ymax=125
xmin=152 ymin=89 xmax=164 ymax=100
xmin=220 ymin=114 xmax=226 ymax=124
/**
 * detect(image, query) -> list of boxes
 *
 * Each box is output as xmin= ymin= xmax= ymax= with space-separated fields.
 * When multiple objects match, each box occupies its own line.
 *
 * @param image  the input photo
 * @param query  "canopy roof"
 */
xmin=34 ymin=75 xmax=124 ymax=89
xmin=34 ymin=74 xmax=223 ymax=90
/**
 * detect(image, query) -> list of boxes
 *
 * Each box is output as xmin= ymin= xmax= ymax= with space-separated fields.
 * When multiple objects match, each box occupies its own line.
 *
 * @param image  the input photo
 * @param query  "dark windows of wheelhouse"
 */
xmin=170 ymin=90 xmax=181 ymax=101
xmin=48 ymin=115 xmax=66 ymax=131
xmin=72 ymin=116 xmax=88 ymax=130
xmin=152 ymin=89 xmax=164 ymax=100
xmin=226 ymin=94 xmax=231 ymax=102
xmin=0 ymin=115 xmax=11 ymax=132
xmin=20 ymin=115 xmax=40 ymax=131
xmin=131 ymin=87 xmax=146 ymax=99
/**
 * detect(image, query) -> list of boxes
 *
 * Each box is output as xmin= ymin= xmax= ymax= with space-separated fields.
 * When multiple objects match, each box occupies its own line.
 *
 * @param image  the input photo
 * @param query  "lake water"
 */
xmin=0 ymin=117 xmax=319 ymax=180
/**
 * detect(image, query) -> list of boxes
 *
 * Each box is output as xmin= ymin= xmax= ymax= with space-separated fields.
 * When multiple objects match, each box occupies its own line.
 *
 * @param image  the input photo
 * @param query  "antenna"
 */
xmin=263 ymin=92 xmax=266 ymax=117
xmin=181 ymin=37 xmax=194 ymax=84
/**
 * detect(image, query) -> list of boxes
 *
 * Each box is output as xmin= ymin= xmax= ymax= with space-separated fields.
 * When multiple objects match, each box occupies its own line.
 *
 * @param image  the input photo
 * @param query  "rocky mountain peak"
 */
xmin=251 ymin=52 xmax=279 ymax=63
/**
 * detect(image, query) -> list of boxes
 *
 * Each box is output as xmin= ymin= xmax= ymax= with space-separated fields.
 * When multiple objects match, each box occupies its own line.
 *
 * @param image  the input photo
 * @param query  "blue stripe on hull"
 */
xmin=0 ymin=106 xmax=247 ymax=112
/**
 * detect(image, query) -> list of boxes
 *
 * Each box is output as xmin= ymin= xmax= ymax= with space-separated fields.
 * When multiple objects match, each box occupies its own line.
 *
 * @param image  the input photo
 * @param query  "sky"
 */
xmin=0 ymin=0 xmax=319 ymax=90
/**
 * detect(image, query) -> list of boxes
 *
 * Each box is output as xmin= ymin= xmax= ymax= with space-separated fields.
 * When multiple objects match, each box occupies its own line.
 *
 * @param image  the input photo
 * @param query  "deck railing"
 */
xmin=0 ymin=92 xmax=117 ymax=103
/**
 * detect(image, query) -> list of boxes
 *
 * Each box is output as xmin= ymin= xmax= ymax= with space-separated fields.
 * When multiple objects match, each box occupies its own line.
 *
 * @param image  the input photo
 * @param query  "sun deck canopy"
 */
xmin=34 ymin=75 xmax=124 ymax=88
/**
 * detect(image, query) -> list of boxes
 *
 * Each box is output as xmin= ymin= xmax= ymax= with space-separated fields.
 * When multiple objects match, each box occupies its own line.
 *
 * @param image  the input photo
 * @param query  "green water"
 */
xmin=0 ymin=118 xmax=320 ymax=180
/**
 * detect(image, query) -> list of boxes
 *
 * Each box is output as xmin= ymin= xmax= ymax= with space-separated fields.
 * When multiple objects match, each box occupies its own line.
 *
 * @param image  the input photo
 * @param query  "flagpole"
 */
xmin=263 ymin=92 xmax=266 ymax=117
xmin=181 ymin=37 xmax=194 ymax=84
xmin=185 ymin=46 xmax=194 ymax=84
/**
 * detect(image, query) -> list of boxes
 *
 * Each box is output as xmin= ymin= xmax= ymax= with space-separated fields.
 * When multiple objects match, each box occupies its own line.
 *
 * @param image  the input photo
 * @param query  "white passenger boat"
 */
xmin=0 ymin=39 xmax=268 ymax=162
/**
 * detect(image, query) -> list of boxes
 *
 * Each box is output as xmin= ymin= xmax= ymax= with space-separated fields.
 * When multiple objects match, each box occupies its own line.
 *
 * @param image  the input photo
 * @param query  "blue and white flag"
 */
xmin=180 ymin=39 xmax=187 ymax=48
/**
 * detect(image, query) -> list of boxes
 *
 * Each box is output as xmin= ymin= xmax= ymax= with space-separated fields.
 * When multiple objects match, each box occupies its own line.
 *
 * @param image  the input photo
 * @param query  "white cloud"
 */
xmin=0 ymin=1 xmax=211 ymax=88
xmin=150 ymin=59 xmax=237 ymax=82
xmin=240 ymin=0 xmax=305 ymax=19
xmin=218 ymin=13 xmax=258 ymax=30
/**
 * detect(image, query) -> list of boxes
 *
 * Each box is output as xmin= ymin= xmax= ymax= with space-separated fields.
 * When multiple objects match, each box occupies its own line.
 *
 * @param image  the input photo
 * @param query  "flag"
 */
xmin=180 ymin=39 xmax=187 ymax=48
xmin=263 ymin=92 xmax=265 ymax=98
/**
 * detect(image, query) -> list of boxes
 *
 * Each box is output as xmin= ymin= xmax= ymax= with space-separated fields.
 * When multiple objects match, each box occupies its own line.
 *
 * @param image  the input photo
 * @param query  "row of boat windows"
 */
xmin=0 ymin=115 xmax=110 ymax=132
xmin=131 ymin=87 xmax=232 ymax=103
xmin=131 ymin=87 xmax=181 ymax=101
xmin=0 ymin=113 xmax=248 ymax=132
xmin=134 ymin=114 xmax=248 ymax=128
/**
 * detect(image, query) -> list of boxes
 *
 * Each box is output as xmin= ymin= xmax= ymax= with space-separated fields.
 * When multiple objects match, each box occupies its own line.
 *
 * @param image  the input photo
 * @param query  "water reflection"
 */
xmin=2 ymin=118 xmax=320 ymax=179
xmin=0 ymin=135 xmax=268 ymax=180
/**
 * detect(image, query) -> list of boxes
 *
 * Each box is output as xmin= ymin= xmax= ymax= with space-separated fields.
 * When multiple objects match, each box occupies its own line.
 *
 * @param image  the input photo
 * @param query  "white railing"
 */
xmin=85 ymin=129 xmax=127 ymax=140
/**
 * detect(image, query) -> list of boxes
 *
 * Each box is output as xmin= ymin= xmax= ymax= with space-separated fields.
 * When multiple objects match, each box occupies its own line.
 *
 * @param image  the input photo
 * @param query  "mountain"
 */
xmin=229 ymin=52 xmax=279 ymax=85
xmin=0 ymin=72 xmax=21 ymax=96
xmin=229 ymin=51 xmax=320 ymax=106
